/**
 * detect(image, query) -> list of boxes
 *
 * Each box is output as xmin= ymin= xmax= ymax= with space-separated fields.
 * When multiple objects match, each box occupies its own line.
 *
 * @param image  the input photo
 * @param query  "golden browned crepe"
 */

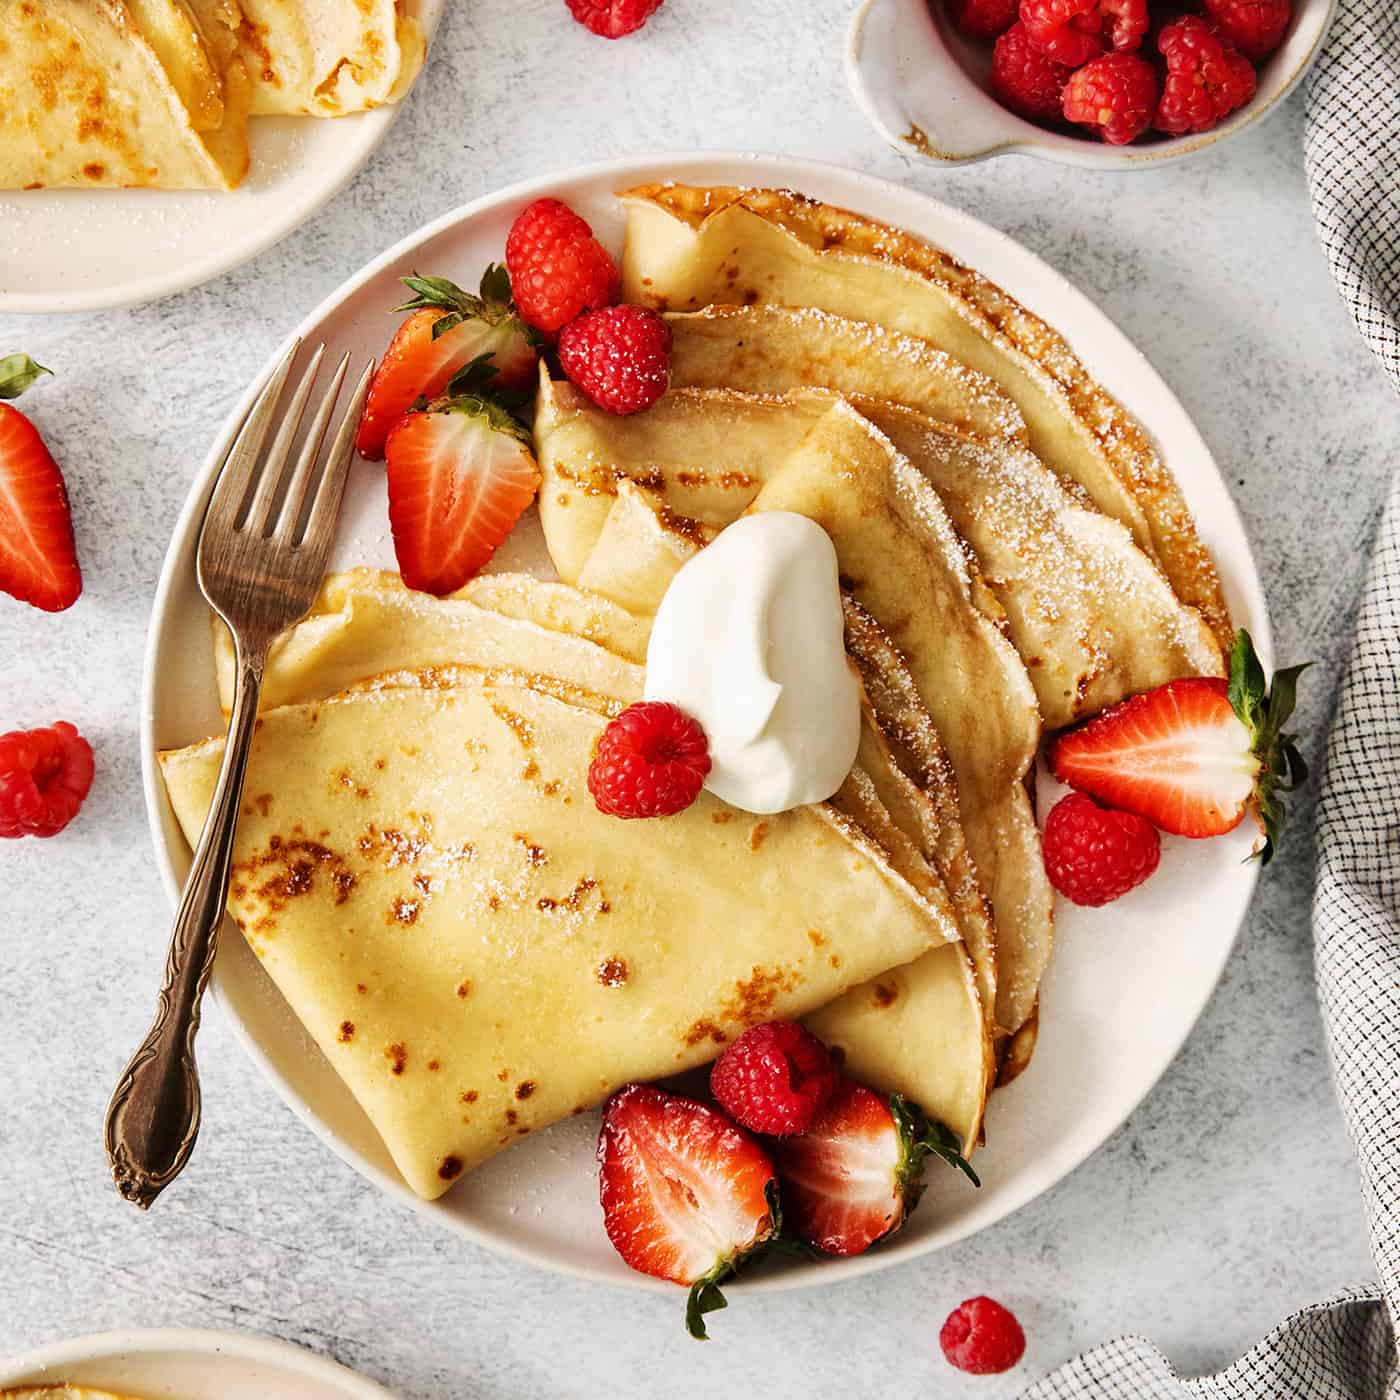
xmin=0 ymin=0 xmax=250 ymax=190
xmin=204 ymin=569 xmax=994 ymax=1150
xmin=533 ymin=377 xmax=1051 ymax=1041
xmin=159 ymin=672 xmax=955 ymax=1197
xmin=620 ymin=183 xmax=1232 ymax=648
xmin=234 ymin=0 xmax=425 ymax=115
xmin=665 ymin=306 xmax=1226 ymax=727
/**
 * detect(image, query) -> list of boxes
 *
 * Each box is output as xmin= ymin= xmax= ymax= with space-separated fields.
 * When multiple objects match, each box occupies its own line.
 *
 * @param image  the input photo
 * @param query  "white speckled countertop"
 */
xmin=0 ymin=0 xmax=1390 ymax=1394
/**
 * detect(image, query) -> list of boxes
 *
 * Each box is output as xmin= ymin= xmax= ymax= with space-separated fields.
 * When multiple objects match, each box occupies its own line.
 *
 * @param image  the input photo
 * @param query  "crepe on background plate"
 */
xmin=620 ymin=183 xmax=1233 ymax=649
xmin=235 ymin=0 xmax=425 ymax=116
xmin=204 ymin=570 xmax=993 ymax=1150
xmin=0 ymin=0 xmax=250 ymax=190
xmin=159 ymin=670 xmax=956 ymax=1198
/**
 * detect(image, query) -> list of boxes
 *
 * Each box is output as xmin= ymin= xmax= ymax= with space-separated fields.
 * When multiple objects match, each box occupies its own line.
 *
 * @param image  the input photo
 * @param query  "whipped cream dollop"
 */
xmin=644 ymin=512 xmax=862 ymax=815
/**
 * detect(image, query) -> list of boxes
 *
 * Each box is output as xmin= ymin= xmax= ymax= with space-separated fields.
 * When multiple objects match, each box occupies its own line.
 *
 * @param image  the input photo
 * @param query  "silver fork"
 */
xmin=104 ymin=341 xmax=374 ymax=1210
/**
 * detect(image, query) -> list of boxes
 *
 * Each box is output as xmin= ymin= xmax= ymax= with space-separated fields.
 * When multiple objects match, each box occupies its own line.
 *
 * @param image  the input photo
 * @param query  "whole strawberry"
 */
xmin=1155 ymin=15 xmax=1257 ymax=135
xmin=1042 ymin=791 xmax=1160 ymax=905
xmin=710 ymin=1021 xmax=840 ymax=1136
xmin=1062 ymin=52 xmax=1158 ymax=145
xmin=588 ymin=701 xmax=710 ymax=818
xmin=566 ymin=0 xmax=663 ymax=37
xmin=1203 ymin=0 xmax=1291 ymax=59
xmin=558 ymin=304 xmax=672 ymax=416
xmin=0 ymin=721 xmax=95 ymax=839
xmin=991 ymin=23 xmax=1075 ymax=125
xmin=505 ymin=198 xmax=620 ymax=336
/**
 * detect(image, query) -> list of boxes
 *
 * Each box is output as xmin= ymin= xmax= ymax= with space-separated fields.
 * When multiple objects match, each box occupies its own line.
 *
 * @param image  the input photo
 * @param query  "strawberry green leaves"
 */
xmin=1227 ymin=629 xmax=1310 ymax=865
xmin=0 ymin=354 xmax=51 ymax=400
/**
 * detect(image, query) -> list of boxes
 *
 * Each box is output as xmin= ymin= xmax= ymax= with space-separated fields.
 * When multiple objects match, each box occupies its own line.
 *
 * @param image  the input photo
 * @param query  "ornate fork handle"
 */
xmin=105 ymin=644 xmax=266 ymax=1208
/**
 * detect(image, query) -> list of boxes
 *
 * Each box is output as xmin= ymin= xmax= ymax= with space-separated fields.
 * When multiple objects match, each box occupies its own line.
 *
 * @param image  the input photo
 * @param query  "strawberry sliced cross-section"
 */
xmin=384 ymin=394 xmax=541 ymax=596
xmin=0 ymin=354 xmax=81 ymax=614
xmin=598 ymin=1084 xmax=779 ymax=1338
xmin=770 ymin=1081 xmax=978 ymax=1258
xmin=1049 ymin=631 xmax=1309 ymax=862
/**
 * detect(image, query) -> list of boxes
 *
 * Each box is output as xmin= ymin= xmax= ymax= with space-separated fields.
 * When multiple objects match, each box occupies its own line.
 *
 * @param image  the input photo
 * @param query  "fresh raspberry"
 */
xmin=0 ymin=721 xmax=94 ymax=839
xmin=710 ymin=1022 xmax=840 ymax=1136
xmin=1042 ymin=791 xmax=1160 ymax=906
xmin=1155 ymin=15 xmax=1257 ymax=134
xmin=565 ymin=0 xmax=663 ymax=37
xmin=940 ymin=1296 xmax=1027 ymax=1375
xmin=1203 ymin=0 xmax=1291 ymax=59
xmin=947 ymin=0 xmax=1018 ymax=41
xmin=1063 ymin=52 xmax=1158 ymax=144
xmin=1019 ymin=0 xmax=1147 ymax=64
xmin=558 ymin=304 xmax=672 ymax=415
xmin=588 ymin=701 xmax=710 ymax=819
xmin=991 ymin=23 xmax=1075 ymax=124
xmin=504 ymin=198 xmax=620 ymax=336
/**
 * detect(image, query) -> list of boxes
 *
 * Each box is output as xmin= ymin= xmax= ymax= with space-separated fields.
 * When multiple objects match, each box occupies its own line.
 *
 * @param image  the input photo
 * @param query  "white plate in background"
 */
xmin=0 ymin=1 xmax=443 ymax=316
xmin=0 ymin=1329 xmax=392 ymax=1398
xmin=141 ymin=151 xmax=1268 ymax=1296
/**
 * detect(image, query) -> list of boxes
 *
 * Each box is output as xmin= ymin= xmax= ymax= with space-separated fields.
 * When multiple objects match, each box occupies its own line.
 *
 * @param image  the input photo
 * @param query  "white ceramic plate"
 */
xmin=846 ymin=0 xmax=1336 ymax=169
xmin=142 ymin=152 xmax=1268 ymax=1296
xmin=0 ymin=1 xmax=443 ymax=316
xmin=0 ymin=1328 xmax=392 ymax=1398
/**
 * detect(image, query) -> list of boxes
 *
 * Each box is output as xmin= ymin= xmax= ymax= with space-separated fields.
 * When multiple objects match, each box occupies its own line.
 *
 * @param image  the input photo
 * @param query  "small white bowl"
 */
xmin=846 ymin=0 xmax=1337 ymax=168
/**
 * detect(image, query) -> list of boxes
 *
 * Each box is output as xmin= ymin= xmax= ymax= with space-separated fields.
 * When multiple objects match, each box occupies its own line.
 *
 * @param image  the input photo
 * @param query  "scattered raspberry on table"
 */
xmin=0 ymin=721 xmax=94 ymax=839
xmin=940 ymin=1296 xmax=1027 ymax=1375
xmin=565 ymin=0 xmax=663 ymax=39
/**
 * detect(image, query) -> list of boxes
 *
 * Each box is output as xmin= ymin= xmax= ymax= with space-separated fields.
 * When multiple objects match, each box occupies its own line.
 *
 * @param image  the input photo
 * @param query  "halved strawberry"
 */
xmin=1049 ymin=631 xmax=1308 ymax=862
xmin=355 ymin=266 xmax=537 ymax=460
xmin=385 ymin=393 xmax=541 ymax=596
xmin=769 ymin=1081 xmax=978 ymax=1257
xmin=598 ymin=1084 xmax=780 ymax=1339
xmin=0 ymin=354 xmax=81 ymax=614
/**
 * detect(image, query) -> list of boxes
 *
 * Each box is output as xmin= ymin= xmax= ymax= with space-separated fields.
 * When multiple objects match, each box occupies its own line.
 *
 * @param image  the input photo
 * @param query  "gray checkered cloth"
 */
xmin=1023 ymin=0 xmax=1400 ymax=1393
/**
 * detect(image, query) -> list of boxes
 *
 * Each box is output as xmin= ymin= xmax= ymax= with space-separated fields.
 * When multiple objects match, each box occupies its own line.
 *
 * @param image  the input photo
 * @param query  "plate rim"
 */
xmin=0 ymin=1327 xmax=393 ymax=1396
xmin=140 ymin=149 xmax=1269 ymax=1296
xmin=0 ymin=0 xmax=445 ymax=317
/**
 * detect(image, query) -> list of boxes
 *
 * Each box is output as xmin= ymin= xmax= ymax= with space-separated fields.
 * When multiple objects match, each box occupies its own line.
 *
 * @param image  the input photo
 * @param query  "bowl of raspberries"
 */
xmin=846 ymin=0 xmax=1336 ymax=164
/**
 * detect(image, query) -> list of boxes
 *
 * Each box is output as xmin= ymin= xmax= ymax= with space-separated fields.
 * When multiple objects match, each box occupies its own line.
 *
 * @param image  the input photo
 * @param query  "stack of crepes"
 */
xmin=0 ymin=0 xmax=425 ymax=190
xmin=157 ymin=185 xmax=1230 ymax=1204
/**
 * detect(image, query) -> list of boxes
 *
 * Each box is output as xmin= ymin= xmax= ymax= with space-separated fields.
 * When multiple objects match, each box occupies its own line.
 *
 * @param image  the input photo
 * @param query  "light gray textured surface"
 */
xmin=0 ymin=0 xmax=1391 ymax=1394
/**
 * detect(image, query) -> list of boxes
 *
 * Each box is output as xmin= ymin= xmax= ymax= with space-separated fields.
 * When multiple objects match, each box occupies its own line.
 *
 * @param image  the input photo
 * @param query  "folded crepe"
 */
xmin=0 ymin=0 xmax=250 ymax=190
xmin=160 ymin=671 xmax=956 ymax=1197
xmin=533 ymin=378 xmax=1051 ymax=1041
xmin=234 ymin=0 xmax=425 ymax=115
xmin=620 ymin=183 xmax=1232 ymax=649
xmin=205 ymin=569 xmax=994 ymax=1150
xmin=665 ymin=306 xmax=1225 ymax=728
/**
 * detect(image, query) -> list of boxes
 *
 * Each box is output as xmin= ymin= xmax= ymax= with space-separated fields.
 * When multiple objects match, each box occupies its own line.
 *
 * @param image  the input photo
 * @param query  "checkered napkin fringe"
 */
xmin=1022 ymin=2 xmax=1400 ymax=1391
